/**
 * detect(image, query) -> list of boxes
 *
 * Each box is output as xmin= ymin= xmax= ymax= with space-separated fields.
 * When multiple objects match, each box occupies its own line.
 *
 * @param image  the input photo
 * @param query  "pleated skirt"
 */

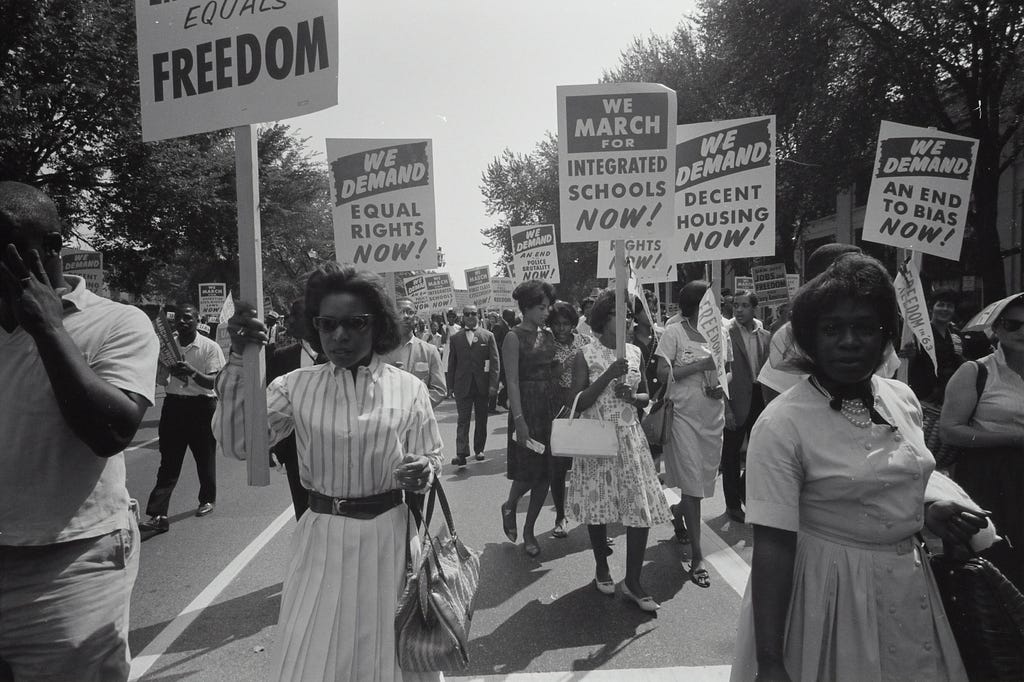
xmin=272 ymin=505 xmax=442 ymax=682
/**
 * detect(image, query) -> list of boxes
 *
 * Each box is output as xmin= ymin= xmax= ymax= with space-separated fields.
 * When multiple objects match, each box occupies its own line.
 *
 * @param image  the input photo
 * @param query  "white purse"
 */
xmin=550 ymin=392 xmax=619 ymax=459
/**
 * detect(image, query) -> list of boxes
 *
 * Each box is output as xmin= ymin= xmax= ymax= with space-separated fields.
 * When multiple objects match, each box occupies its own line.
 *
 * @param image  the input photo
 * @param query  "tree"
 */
xmin=480 ymin=134 xmax=600 ymax=304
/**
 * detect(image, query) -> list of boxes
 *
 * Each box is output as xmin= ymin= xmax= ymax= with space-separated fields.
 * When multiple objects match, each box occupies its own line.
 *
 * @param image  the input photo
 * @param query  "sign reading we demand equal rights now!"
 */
xmin=510 ymin=224 xmax=560 ymax=284
xmin=862 ymin=121 xmax=978 ymax=261
xmin=327 ymin=139 xmax=438 ymax=274
xmin=557 ymin=83 xmax=677 ymax=243
xmin=135 ymin=0 xmax=339 ymax=142
xmin=675 ymin=116 xmax=776 ymax=263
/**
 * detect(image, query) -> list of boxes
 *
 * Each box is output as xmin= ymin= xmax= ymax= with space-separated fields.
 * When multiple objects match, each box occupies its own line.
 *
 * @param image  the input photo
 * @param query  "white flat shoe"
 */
xmin=618 ymin=581 xmax=660 ymax=612
xmin=594 ymin=577 xmax=615 ymax=596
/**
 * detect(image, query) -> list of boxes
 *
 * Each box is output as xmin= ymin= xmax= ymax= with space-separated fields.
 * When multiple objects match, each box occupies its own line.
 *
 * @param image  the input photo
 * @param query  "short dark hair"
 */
xmin=678 ymin=280 xmax=710 ymax=317
xmin=806 ymin=243 xmax=862 ymax=280
xmin=588 ymin=290 xmax=618 ymax=334
xmin=0 ymin=181 xmax=62 ymax=249
xmin=549 ymin=300 xmax=579 ymax=327
xmin=304 ymin=263 xmax=402 ymax=355
xmin=929 ymin=288 xmax=960 ymax=306
xmin=734 ymin=289 xmax=759 ymax=308
xmin=790 ymin=253 xmax=899 ymax=371
xmin=512 ymin=280 xmax=554 ymax=312
xmin=501 ymin=308 xmax=516 ymax=324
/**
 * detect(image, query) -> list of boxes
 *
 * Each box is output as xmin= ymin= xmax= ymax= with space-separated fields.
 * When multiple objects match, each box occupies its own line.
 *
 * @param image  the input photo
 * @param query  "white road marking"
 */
xmin=125 ymin=436 xmax=159 ymax=453
xmin=662 ymin=489 xmax=750 ymax=597
xmin=127 ymin=506 xmax=293 ymax=681
xmin=448 ymin=665 xmax=731 ymax=681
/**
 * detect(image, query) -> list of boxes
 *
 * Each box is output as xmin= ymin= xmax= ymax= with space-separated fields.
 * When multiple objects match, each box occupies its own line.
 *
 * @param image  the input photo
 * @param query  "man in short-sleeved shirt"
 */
xmin=382 ymin=296 xmax=447 ymax=406
xmin=0 ymin=181 xmax=158 ymax=681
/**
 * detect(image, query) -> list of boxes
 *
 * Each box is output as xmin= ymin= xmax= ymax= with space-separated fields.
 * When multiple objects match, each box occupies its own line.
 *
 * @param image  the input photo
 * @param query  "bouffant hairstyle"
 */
xmin=512 ymin=279 xmax=554 ymax=312
xmin=548 ymin=300 xmax=579 ymax=328
xmin=790 ymin=253 xmax=899 ymax=370
xmin=677 ymin=280 xmax=710 ymax=317
xmin=587 ymin=289 xmax=619 ymax=334
xmin=303 ymin=263 xmax=402 ymax=355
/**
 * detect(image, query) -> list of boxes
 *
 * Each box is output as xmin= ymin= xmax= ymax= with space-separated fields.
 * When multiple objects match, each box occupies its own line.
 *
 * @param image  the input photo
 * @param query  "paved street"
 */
xmin=126 ymin=390 xmax=753 ymax=681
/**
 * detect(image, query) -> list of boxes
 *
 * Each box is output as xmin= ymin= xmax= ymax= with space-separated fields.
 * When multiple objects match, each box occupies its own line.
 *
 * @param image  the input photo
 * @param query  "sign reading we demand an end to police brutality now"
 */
xmin=135 ymin=0 xmax=339 ymax=141
xmin=675 ymin=116 xmax=776 ymax=263
xmin=862 ymin=121 xmax=978 ymax=261
xmin=510 ymin=225 xmax=560 ymax=284
xmin=327 ymin=139 xmax=438 ymax=274
xmin=557 ymin=83 xmax=676 ymax=243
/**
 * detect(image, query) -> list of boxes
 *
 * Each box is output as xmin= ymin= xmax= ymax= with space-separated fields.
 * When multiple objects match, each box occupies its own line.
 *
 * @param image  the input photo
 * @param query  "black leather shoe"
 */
xmin=140 ymin=516 xmax=169 ymax=533
xmin=196 ymin=502 xmax=215 ymax=517
xmin=451 ymin=456 xmax=468 ymax=468
xmin=726 ymin=507 xmax=746 ymax=524
xmin=474 ymin=452 xmax=486 ymax=461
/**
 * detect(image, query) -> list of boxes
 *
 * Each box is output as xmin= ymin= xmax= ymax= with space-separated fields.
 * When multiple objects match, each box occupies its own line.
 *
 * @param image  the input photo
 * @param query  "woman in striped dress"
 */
xmin=215 ymin=263 xmax=443 ymax=682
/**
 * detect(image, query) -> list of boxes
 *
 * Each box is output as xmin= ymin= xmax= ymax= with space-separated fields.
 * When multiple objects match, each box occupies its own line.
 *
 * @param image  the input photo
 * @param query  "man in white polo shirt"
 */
xmin=140 ymin=302 xmax=225 ymax=533
xmin=0 ymin=182 xmax=158 ymax=681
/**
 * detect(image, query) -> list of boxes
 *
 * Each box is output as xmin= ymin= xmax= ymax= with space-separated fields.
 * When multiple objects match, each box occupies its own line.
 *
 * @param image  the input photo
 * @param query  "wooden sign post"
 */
xmin=614 ymin=240 xmax=627 ymax=359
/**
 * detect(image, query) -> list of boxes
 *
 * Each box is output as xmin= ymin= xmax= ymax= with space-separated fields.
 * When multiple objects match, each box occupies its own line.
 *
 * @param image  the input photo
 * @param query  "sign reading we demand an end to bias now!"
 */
xmin=862 ymin=121 xmax=978 ymax=261
xmin=327 ymin=139 xmax=438 ymax=274
xmin=135 ymin=0 xmax=339 ymax=141
xmin=557 ymin=83 xmax=676 ymax=243
xmin=510 ymin=225 xmax=560 ymax=284
xmin=675 ymin=116 xmax=776 ymax=263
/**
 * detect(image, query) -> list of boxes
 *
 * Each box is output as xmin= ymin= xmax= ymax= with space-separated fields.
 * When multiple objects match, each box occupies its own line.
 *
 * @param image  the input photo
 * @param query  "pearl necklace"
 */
xmin=810 ymin=377 xmax=874 ymax=429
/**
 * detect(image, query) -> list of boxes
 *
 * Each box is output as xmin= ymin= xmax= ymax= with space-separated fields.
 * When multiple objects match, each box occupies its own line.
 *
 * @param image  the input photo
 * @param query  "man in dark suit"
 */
xmin=722 ymin=290 xmax=771 ymax=523
xmin=448 ymin=304 xmax=500 ymax=467
xmin=488 ymin=308 xmax=513 ymax=412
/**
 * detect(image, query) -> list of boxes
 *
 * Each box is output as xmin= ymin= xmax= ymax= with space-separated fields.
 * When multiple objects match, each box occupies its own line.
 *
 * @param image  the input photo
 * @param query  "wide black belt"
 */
xmin=307 ymin=490 xmax=405 ymax=519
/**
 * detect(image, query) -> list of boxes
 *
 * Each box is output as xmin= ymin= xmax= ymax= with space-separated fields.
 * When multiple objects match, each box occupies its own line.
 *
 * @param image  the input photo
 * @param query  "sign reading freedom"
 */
xmin=135 ymin=0 xmax=339 ymax=141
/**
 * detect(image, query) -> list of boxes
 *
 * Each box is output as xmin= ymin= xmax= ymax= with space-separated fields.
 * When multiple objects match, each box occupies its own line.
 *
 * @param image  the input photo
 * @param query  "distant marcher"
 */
xmin=488 ymin=308 xmax=513 ymax=412
xmin=577 ymin=296 xmax=595 ymax=337
xmin=0 ymin=181 xmax=158 ymax=681
xmin=501 ymin=280 xmax=559 ymax=557
xmin=140 ymin=302 xmax=225 ymax=533
xmin=903 ymin=288 xmax=965 ymax=404
xmin=719 ymin=288 xmax=735 ymax=319
xmin=447 ymin=304 xmax=500 ymax=466
xmin=548 ymin=300 xmax=589 ymax=538
xmin=381 ymin=296 xmax=447 ymax=407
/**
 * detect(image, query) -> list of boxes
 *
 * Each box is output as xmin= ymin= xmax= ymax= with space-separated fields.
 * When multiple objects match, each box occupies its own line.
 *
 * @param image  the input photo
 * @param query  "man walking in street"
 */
xmin=0 ymin=181 xmax=158 ymax=681
xmin=140 ymin=302 xmax=225 ymax=533
xmin=381 ymin=295 xmax=447 ymax=407
xmin=722 ymin=290 xmax=771 ymax=523
xmin=447 ymin=304 xmax=500 ymax=466
xmin=488 ymin=307 xmax=513 ymax=412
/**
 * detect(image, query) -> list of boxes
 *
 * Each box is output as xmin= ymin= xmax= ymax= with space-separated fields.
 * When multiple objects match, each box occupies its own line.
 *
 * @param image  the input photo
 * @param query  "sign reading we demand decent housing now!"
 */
xmin=135 ymin=0 xmax=339 ymax=142
xmin=557 ymin=83 xmax=677 ymax=243
xmin=675 ymin=116 xmax=776 ymax=263
xmin=327 ymin=139 xmax=438 ymax=274
xmin=862 ymin=121 xmax=978 ymax=261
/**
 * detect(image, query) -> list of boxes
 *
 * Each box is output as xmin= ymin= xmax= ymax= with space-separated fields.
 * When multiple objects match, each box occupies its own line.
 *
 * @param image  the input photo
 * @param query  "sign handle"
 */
xmin=614 ymin=239 xmax=627 ymax=360
xmin=235 ymin=125 xmax=270 ymax=487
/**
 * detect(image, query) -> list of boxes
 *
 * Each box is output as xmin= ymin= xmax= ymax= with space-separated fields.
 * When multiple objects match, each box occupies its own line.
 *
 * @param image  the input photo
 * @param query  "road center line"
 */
xmin=128 ymin=506 xmax=294 ymax=681
xmin=125 ymin=436 xmax=159 ymax=453
xmin=662 ymin=489 xmax=750 ymax=597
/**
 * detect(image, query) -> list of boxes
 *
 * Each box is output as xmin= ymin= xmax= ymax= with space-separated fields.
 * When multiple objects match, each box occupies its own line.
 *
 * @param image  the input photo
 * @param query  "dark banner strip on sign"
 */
xmin=876 ymin=137 xmax=975 ymax=180
xmin=332 ymin=142 xmax=430 ymax=206
xmin=675 ymin=118 xmax=772 ymax=192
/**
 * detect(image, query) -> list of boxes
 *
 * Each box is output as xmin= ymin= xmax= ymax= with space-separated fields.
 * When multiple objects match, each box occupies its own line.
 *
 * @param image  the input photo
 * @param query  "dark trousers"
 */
xmin=273 ymin=435 xmax=309 ymax=520
xmin=146 ymin=395 xmax=217 ymax=517
xmin=456 ymin=384 xmax=490 ymax=456
xmin=721 ymin=389 xmax=765 ymax=511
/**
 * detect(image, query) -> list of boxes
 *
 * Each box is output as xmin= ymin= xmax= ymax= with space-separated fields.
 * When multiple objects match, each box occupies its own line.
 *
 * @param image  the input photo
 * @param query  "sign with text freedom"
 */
xmin=135 ymin=0 xmax=339 ymax=141
xmin=557 ymin=83 xmax=677 ymax=243
xmin=327 ymin=138 xmax=438 ymax=274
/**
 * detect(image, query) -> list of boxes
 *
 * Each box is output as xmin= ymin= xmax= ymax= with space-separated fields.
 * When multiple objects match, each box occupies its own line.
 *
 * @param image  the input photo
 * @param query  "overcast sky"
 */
xmin=288 ymin=0 xmax=696 ymax=287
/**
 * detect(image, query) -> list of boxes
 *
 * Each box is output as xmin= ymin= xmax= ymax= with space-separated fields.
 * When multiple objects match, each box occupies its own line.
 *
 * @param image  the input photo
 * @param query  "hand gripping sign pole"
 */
xmin=236 ymin=125 xmax=270 ymax=486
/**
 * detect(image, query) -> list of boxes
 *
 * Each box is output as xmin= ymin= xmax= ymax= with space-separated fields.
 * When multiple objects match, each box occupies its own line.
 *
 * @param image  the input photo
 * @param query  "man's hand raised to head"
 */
xmin=0 ymin=245 xmax=63 ymax=336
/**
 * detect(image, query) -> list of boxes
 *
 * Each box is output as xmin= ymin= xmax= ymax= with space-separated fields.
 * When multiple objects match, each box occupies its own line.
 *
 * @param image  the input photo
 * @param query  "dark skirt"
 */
xmin=506 ymin=380 xmax=558 ymax=482
xmin=954 ymin=445 xmax=1024 ymax=589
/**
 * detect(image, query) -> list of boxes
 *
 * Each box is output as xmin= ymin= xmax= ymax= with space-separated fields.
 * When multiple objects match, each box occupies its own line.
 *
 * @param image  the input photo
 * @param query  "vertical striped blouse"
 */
xmin=214 ymin=354 xmax=444 ymax=498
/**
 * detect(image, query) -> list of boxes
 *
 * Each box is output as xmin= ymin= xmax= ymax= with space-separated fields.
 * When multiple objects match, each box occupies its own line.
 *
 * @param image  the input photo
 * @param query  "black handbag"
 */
xmin=641 ymin=383 xmax=672 ymax=456
xmin=929 ymin=543 xmax=1024 ymax=681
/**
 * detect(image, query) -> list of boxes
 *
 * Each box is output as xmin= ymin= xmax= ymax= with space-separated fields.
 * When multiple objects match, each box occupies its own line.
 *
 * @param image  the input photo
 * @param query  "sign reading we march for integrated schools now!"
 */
xmin=403 ymin=272 xmax=453 ymax=317
xmin=862 ymin=121 xmax=978 ymax=261
xmin=510 ymin=225 xmax=560 ymax=283
xmin=596 ymin=238 xmax=676 ymax=283
xmin=465 ymin=266 xmax=492 ymax=307
xmin=675 ymin=116 xmax=776 ymax=263
xmin=135 ymin=0 xmax=339 ymax=141
xmin=557 ymin=83 xmax=677 ymax=243
xmin=327 ymin=139 xmax=438 ymax=274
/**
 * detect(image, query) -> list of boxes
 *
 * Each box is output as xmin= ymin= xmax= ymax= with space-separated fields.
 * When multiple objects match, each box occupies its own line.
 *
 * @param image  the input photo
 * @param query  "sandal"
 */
xmin=552 ymin=519 xmax=568 ymax=539
xmin=500 ymin=502 xmax=517 ymax=543
xmin=689 ymin=565 xmax=711 ymax=589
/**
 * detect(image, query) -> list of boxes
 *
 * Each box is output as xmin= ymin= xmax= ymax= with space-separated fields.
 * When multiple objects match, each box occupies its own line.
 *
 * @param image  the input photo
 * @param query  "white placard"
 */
xmin=489 ymin=277 xmax=514 ymax=310
xmin=198 ymin=283 xmax=227 ymax=319
xmin=465 ymin=266 xmax=492 ymax=307
xmin=61 ymin=250 xmax=103 ymax=292
xmin=751 ymin=263 xmax=789 ymax=304
xmin=596 ymin=238 xmax=676 ymax=283
xmin=894 ymin=258 xmax=937 ymax=375
xmin=697 ymin=288 xmax=729 ymax=399
xmin=510 ymin=224 xmax=560 ymax=283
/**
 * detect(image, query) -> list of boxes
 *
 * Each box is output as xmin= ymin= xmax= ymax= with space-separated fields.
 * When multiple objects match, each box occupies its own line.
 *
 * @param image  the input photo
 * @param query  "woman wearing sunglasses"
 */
xmin=941 ymin=293 xmax=1024 ymax=590
xmin=215 ymin=263 xmax=443 ymax=682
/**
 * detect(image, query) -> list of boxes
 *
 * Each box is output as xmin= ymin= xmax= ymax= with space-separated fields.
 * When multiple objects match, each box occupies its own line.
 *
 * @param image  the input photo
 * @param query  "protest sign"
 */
xmin=327 ymin=139 xmax=437 ymax=274
xmin=510 ymin=224 xmax=560 ymax=283
xmin=862 ymin=121 xmax=978 ymax=260
xmin=423 ymin=273 xmax=455 ymax=317
xmin=453 ymin=289 xmax=473 ymax=310
xmin=894 ymin=258 xmax=937 ymax=375
xmin=596 ymin=238 xmax=676 ymax=283
xmin=153 ymin=311 xmax=183 ymax=367
xmin=215 ymin=292 xmax=235 ymax=357
xmin=734 ymin=275 xmax=754 ymax=292
xmin=697 ymin=288 xmax=729 ymax=399
xmin=403 ymin=274 xmax=428 ymax=311
xmin=786 ymin=274 xmax=800 ymax=299
xmin=675 ymin=116 xmax=776 ymax=263
xmin=465 ymin=266 xmax=492 ymax=307
xmin=198 ymin=283 xmax=227 ymax=319
xmin=61 ymin=250 xmax=103 ymax=292
xmin=489 ymin=277 xmax=514 ymax=309
xmin=135 ymin=0 xmax=338 ymax=142
xmin=557 ymin=83 xmax=676 ymax=242
xmin=751 ymin=263 xmax=789 ymax=304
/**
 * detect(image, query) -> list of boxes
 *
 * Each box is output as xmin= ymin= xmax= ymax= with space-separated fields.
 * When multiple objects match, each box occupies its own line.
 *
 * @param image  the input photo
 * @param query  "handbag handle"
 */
xmin=408 ymin=478 xmax=459 ymax=540
xmin=567 ymin=392 xmax=584 ymax=423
